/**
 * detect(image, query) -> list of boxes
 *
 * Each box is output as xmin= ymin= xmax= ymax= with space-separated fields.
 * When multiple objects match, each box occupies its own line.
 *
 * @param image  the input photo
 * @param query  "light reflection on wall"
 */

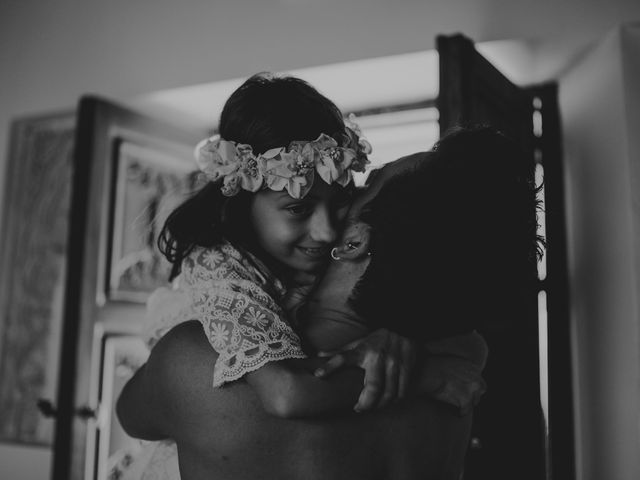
xmin=350 ymin=107 xmax=440 ymax=185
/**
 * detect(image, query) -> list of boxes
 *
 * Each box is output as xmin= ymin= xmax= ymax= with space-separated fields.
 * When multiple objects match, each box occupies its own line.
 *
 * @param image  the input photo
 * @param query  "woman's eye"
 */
xmin=286 ymin=204 xmax=311 ymax=216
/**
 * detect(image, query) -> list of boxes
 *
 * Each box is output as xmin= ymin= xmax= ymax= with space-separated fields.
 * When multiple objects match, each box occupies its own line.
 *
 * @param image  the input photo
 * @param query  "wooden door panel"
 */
xmin=53 ymin=97 xmax=201 ymax=480
xmin=438 ymin=34 xmax=533 ymax=148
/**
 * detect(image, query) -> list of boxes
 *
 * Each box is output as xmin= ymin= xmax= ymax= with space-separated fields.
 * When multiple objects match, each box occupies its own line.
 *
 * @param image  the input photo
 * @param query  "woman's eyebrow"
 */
xmin=276 ymin=192 xmax=300 ymax=202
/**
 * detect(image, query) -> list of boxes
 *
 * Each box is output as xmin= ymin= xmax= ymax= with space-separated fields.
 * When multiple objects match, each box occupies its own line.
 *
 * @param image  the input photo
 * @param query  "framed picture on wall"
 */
xmin=0 ymin=113 xmax=76 ymax=445
xmin=108 ymin=141 xmax=194 ymax=302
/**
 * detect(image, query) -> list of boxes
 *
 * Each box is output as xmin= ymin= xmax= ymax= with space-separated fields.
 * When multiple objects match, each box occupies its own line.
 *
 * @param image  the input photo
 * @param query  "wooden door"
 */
xmin=52 ymin=97 xmax=202 ymax=480
xmin=438 ymin=34 xmax=573 ymax=480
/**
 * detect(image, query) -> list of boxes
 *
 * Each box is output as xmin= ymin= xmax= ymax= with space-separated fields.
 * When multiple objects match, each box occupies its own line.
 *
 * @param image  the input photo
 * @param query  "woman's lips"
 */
xmin=297 ymin=246 xmax=329 ymax=259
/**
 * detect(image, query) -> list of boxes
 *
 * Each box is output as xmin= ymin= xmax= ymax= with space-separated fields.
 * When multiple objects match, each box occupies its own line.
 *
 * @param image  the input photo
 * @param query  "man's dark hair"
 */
xmin=350 ymin=126 xmax=543 ymax=340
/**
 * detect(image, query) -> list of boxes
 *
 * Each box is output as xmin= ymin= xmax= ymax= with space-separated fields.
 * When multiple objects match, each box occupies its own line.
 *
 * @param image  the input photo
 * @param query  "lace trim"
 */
xmin=210 ymin=332 xmax=307 ymax=387
xmin=184 ymin=244 xmax=307 ymax=387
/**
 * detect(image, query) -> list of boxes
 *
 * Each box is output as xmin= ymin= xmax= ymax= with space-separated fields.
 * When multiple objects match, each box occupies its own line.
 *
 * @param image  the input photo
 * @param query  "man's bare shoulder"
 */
xmin=147 ymin=321 xmax=471 ymax=480
xmin=146 ymin=321 xmax=214 ymax=393
xmin=116 ymin=320 xmax=219 ymax=441
xmin=153 ymin=320 xmax=211 ymax=360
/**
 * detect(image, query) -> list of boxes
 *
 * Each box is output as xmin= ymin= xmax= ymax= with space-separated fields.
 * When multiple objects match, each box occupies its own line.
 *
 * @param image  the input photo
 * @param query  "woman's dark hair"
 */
xmin=350 ymin=126 xmax=544 ymax=339
xmin=158 ymin=73 xmax=347 ymax=280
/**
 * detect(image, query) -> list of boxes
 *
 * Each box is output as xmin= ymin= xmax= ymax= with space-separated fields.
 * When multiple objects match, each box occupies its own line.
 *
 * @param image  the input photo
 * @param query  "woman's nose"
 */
xmin=309 ymin=207 xmax=338 ymax=244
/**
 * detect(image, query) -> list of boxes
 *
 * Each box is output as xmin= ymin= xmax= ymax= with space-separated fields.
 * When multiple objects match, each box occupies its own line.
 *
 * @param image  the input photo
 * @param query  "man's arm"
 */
xmin=117 ymin=320 xmax=369 ymax=439
xmin=413 ymin=332 xmax=488 ymax=415
xmin=116 ymin=322 xmax=207 ymax=440
xmin=116 ymin=363 xmax=168 ymax=440
xmin=245 ymin=358 xmax=364 ymax=418
xmin=304 ymin=313 xmax=488 ymax=415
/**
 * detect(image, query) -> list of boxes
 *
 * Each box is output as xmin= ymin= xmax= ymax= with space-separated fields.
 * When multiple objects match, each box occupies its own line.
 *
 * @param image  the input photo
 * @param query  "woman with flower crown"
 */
xmin=115 ymin=73 xmax=487 ymax=480
xmin=113 ymin=73 xmax=419 ymax=480
xmin=143 ymin=73 xmax=410 ymax=412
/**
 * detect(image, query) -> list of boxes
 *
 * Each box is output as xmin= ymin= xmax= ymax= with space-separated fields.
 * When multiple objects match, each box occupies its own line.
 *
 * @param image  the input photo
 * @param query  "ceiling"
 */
xmin=124 ymin=0 xmax=640 ymax=131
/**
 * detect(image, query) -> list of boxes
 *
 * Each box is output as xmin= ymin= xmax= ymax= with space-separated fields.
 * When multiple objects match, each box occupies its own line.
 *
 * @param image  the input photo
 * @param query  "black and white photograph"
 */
xmin=1 ymin=2 xmax=640 ymax=480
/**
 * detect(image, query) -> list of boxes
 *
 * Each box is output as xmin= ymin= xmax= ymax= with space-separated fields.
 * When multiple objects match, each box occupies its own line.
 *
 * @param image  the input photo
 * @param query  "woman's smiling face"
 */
xmin=248 ymin=180 xmax=352 ymax=276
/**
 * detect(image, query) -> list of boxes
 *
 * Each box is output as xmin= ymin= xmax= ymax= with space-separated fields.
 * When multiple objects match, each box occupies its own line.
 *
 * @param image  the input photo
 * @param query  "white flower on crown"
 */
xmin=195 ymin=137 xmax=264 ymax=196
xmin=194 ymin=123 xmax=371 ymax=199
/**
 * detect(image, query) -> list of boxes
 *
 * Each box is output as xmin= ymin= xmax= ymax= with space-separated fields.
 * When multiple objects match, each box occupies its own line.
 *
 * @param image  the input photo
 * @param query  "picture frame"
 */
xmin=108 ymin=141 xmax=194 ymax=303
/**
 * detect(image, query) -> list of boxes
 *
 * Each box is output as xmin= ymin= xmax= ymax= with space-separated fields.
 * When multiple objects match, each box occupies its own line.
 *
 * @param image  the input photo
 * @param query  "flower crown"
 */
xmin=194 ymin=119 xmax=372 ymax=199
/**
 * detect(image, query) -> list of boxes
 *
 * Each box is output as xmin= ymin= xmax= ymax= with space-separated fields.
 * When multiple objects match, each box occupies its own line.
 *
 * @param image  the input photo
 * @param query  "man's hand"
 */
xmin=313 ymin=328 xmax=417 ymax=412
xmin=420 ymin=331 xmax=489 ymax=415
xmin=417 ymin=355 xmax=487 ymax=415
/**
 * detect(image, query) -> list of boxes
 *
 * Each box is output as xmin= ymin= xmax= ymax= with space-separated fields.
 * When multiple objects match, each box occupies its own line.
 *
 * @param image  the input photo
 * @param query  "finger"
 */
xmin=378 ymin=356 xmax=400 ymax=408
xmin=439 ymin=372 xmax=487 ymax=414
xmin=317 ymin=336 xmax=367 ymax=358
xmin=314 ymin=353 xmax=347 ymax=378
xmin=340 ymin=337 xmax=366 ymax=352
xmin=398 ymin=340 xmax=414 ymax=399
xmin=471 ymin=377 xmax=487 ymax=405
xmin=355 ymin=353 xmax=385 ymax=412
xmin=317 ymin=350 xmax=338 ymax=358
xmin=378 ymin=333 xmax=401 ymax=406
xmin=398 ymin=365 xmax=409 ymax=400
xmin=458 ymin=380 xmax=485 ymax=416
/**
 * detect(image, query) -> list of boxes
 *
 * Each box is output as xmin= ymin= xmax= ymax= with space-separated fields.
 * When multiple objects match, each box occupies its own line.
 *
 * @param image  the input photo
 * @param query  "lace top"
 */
xmin=144 ymin=241 xmax=306 ymax=387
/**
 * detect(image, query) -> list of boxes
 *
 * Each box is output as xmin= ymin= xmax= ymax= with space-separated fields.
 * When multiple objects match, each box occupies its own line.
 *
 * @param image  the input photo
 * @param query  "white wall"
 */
xmin=560 ymin=24 xmax=640 ymax=480
xmin=0 ymin=444 xmax=51 ymax=480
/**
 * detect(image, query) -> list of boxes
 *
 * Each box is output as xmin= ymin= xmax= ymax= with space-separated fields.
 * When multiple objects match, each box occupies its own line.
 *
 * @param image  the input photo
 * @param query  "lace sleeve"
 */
xmin=183 ymin=245 xmax=307 ymax=387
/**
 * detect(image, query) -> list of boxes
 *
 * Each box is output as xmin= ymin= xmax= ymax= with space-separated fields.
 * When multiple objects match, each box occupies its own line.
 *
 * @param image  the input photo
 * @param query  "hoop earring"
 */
xmin=330 ymin=247 xmax=341 ymax=261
